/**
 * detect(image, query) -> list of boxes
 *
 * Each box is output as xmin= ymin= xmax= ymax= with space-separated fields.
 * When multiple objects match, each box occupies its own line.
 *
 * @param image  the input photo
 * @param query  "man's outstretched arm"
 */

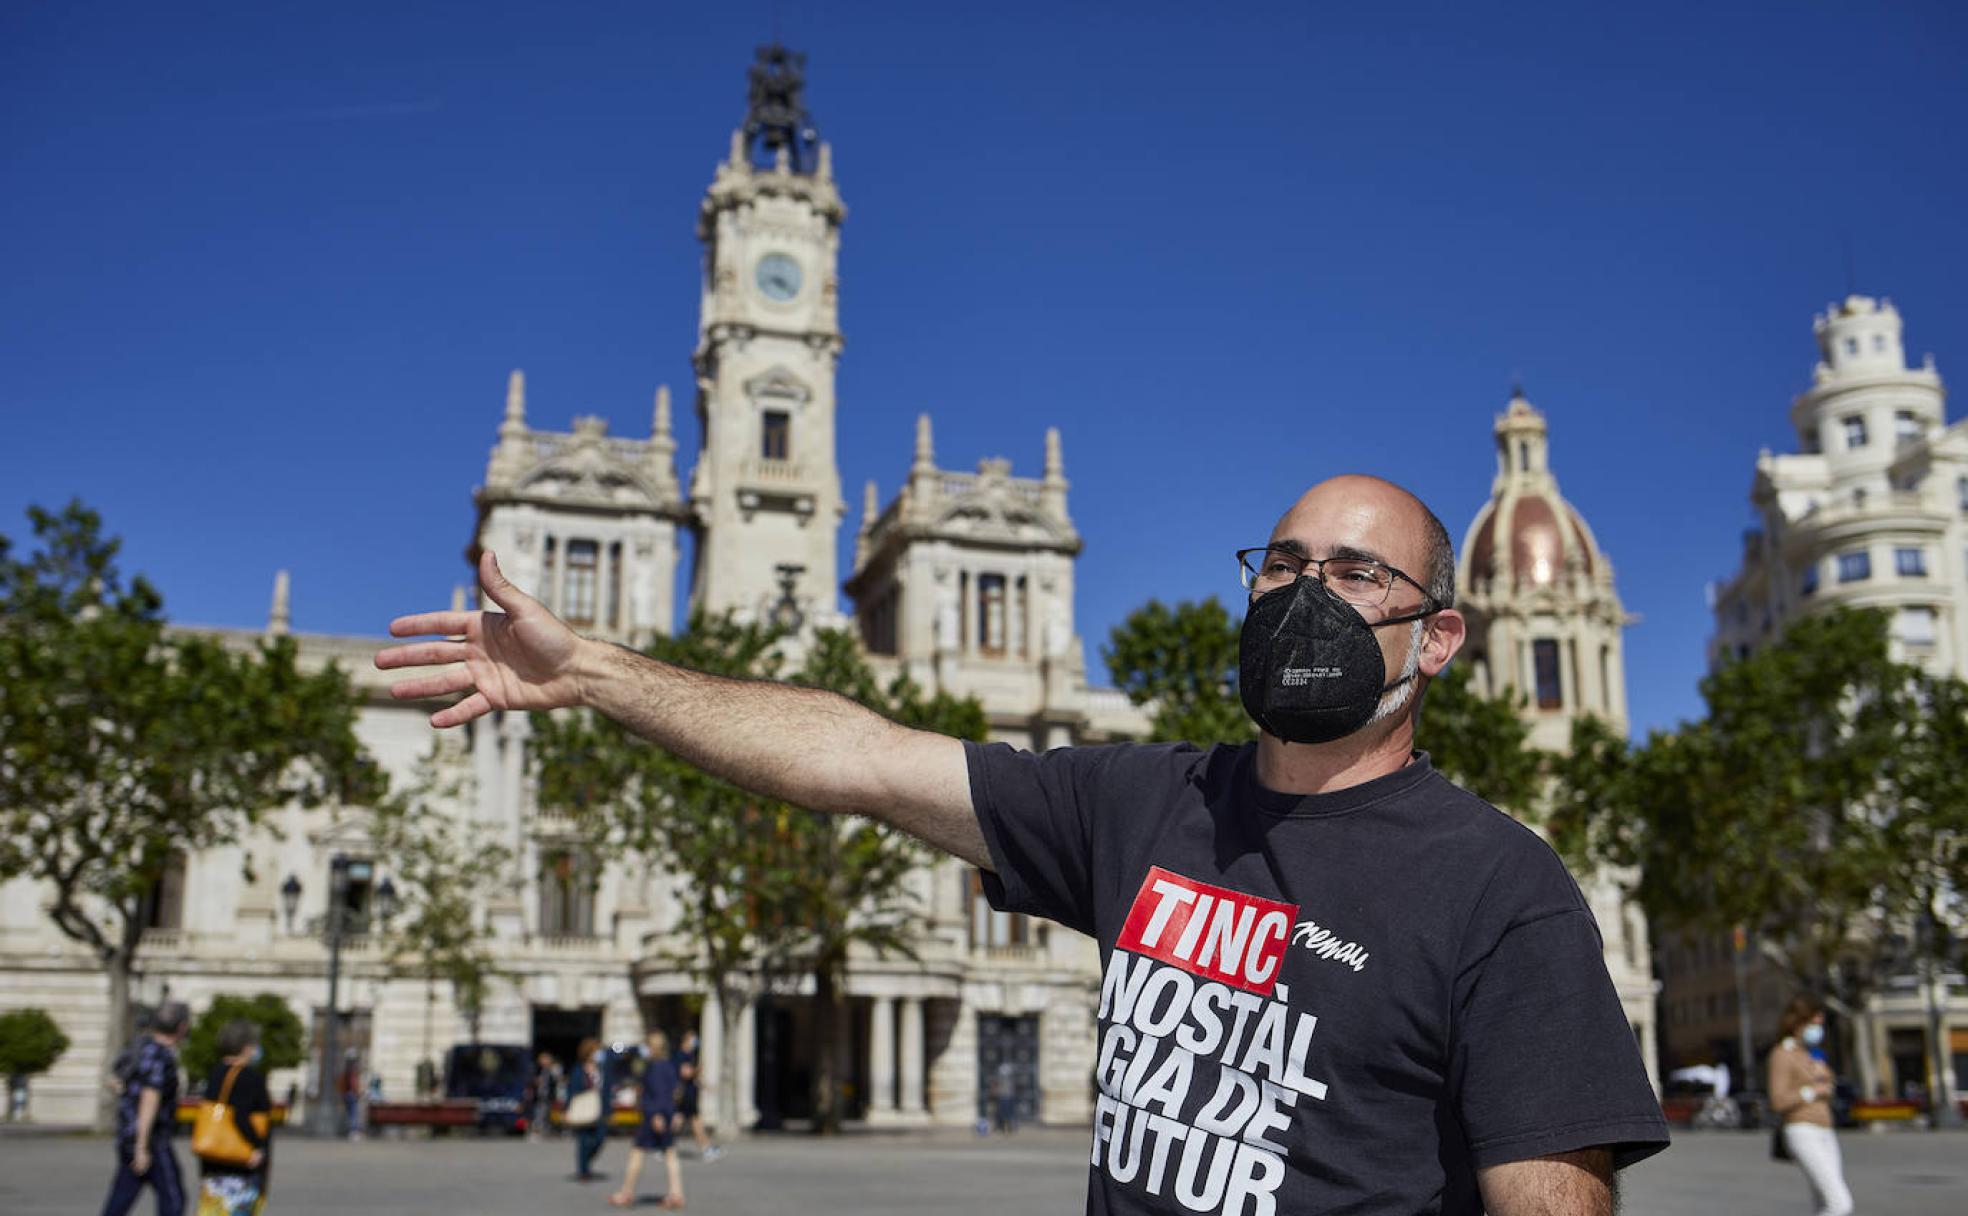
xmin=376 ymin=550 xmax=990 ymax=868
xmin=1478 ymin=1148 xmax=1614 ymax=1216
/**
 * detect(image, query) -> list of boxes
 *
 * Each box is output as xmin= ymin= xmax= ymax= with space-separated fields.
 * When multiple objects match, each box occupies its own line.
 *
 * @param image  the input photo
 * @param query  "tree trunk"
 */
xmin=98 ymin=953 xmax=133 ymax=1133
xmin=716 ymin=981 xmax=744 ymax=1138
xmin=810 ymin=964 xmax=840 ymax=1134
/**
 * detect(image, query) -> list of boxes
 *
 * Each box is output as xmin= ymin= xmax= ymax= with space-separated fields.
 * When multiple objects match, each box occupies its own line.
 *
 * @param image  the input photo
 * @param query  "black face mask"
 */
xmin=1238 ymin=577 xmax=1431 ymax=745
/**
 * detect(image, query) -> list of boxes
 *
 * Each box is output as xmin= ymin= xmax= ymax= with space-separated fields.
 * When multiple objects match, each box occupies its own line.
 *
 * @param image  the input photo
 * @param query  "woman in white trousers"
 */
xmin=1768 ymin=996 xmax=1854 ymax=1216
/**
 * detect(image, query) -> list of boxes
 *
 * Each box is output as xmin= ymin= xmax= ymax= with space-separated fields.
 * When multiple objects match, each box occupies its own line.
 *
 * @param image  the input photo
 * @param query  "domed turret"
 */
xmin=1456 ymin=388 xmax=1628 ymax=743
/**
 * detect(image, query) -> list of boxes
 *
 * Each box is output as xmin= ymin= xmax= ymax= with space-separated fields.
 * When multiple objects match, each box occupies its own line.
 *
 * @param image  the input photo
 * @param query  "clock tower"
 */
xmin=688 ymin=44 xmax=847 ymax=630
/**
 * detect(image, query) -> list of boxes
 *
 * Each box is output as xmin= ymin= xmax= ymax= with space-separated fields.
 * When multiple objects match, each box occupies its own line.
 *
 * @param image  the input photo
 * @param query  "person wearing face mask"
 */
xmin=375 ymin=474 xmax=1668 ymax=1216
xmin=1769 ymin=998 xmax=1853 ymax=1216
xmin=196 ymin=1020 xmax=273 ymax=1216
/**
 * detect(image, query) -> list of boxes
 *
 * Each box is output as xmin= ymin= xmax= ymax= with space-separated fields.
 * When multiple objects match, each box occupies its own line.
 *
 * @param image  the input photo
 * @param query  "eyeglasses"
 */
xmin=1236 ymin=547 xmax=1442 ymax=614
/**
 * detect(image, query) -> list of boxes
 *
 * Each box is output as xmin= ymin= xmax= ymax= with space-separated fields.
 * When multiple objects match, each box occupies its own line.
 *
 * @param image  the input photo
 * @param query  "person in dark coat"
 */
xmin=609 ymin=1031 xmax=683 ymax=1209
xmin=195 ymin=1019 xmax=273 ymax=1215
xmin=568 ymin=1037 xmax=609 ymax=1182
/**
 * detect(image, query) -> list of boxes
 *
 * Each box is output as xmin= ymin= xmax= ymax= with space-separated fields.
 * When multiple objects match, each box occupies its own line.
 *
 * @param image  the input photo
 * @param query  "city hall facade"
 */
xmin=0 ymin=48 xmax=1657 ymax=1129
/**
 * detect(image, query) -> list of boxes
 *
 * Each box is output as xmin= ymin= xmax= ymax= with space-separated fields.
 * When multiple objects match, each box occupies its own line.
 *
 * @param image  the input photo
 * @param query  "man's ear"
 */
xmin=1420 ymin=610 xmax=1466 ymax=678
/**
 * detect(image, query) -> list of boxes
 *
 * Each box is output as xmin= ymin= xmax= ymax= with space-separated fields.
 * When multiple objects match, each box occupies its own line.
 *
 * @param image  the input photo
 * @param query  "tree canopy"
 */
xmin=1415 ymin=661 xmax=1544 ymax=812
xmin=0 ymin=501 xmax=378 ymax=1126
xmin=179 ymin=993 xmax=306 ymax=1084
xmin=1548 ymin=607 xmax=1968 ymax=1005
xmin=0 ymin=1008 xmax=70 ymax=1078
xmin=532 ymin=617 xmax=987 ymax=1133
xmin=1102 ymin=596 xmax=1253 ymax=745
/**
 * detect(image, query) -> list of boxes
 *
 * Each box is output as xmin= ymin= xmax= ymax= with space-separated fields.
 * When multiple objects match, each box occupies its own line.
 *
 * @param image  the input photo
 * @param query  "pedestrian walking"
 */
xmin=670 ymin=1031 xmax=719 ymax=1162
xmin=567 ymin=1037 xmax=608 ymax=1183
xmin=990 ymin=1062 xmax=1017 ymax=1135
xmin=379 ymin=475 xmax=1672 ymax=1214
xmin=1769 ymin=996 xmax=1854 ymax=1216
xmin=529 ymin=1052 xmax=562 ymax=1141
xmin=337 ymin=1051 xmax=362 ymax=1140
xmin=192 ymin=1020 xmax=273 ymax=1216
xmin=609 ymin=1030 xmax=683 ymax=1210
xmin=100 ymin=998 xmax=190 ymax=1216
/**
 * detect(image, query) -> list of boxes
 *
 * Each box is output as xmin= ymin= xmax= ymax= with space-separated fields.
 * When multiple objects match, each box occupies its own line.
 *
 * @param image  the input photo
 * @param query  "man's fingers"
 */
xmin=388 ymin=611 xmax=473 ymax=639
xmin=374 ymin=640 xmax=469 ymax=670
xmin=432 ymin=691 xmax=491 ymax=729
xmin=388 ymin=667 xmax=478 ymax=702
xmin=477 ymin=549 xmax=536 ymax=616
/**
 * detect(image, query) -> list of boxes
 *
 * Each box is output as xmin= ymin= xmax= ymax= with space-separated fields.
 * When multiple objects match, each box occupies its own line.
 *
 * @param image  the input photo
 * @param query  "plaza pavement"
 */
xmin=4 ymin=1124 xmax=1965 ymax=1214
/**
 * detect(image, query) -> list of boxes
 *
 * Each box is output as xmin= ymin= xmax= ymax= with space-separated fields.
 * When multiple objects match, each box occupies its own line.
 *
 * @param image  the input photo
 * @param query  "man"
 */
xmin=100 ymin=999 xmax=189 ymax=1216
xmin=379 ymin=475 xmax=1669 ymax=1214
xmin=609 ymin=1031 xmax=684 ymax=1210
xmin=671 ymin=1030 xmax=720 ymax=1161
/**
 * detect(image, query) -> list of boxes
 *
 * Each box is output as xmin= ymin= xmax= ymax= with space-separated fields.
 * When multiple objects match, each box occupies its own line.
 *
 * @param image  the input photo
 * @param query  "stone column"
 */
xmin=736 ymin=999 xmax=759 ymax=1129
xmin=700 ymin=989 xmax=723 ymax=1128
xmin=900 ymin=997 xmax=926 ymax=1115
xmin=869 ymin=997 xmax=896 ymax=1118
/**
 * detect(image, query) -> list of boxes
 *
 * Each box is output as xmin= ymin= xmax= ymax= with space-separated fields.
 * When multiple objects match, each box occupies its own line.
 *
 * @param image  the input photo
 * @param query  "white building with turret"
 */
xmin=1697 ymin=295 xmax=1967 ymax=1106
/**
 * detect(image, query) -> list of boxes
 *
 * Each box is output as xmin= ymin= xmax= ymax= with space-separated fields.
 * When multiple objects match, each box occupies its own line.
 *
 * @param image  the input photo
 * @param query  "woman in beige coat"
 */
xmin=1767 ymin=996 xmax=1853 ymax=1216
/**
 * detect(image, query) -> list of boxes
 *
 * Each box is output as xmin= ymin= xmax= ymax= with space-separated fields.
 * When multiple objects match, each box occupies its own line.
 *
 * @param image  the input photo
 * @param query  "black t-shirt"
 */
xmin=968 ymin=741 xmax=1669 ymax=1216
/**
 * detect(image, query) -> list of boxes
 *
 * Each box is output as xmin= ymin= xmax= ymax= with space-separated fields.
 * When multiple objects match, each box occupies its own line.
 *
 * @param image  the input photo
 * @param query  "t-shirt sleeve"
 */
xmin=1450 ymin=907 xmax=1670 ymax=1170
xmin=965 ymin=740 xmax=1099 ymax=935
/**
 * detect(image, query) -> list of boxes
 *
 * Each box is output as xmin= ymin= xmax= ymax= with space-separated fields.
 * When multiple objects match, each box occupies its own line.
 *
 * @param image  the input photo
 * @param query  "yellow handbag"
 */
xmin=191 ymin=1059 xmax=267 ymax=1166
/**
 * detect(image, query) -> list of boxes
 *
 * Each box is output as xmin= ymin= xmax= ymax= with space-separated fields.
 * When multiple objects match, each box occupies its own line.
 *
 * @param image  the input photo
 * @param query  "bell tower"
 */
xmin=687 ymin=44 xmax=847 ymax=630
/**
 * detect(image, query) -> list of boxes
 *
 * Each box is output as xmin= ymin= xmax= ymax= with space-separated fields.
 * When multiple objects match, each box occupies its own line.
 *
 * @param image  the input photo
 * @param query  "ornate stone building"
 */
xmin=0 ymin=46 xmax=1666 ymax=1130
xmin=1457 ymin=389 xmax=1661 ymax=1087
xmin=1695 ymin=295 xmax=1967 ymax=1103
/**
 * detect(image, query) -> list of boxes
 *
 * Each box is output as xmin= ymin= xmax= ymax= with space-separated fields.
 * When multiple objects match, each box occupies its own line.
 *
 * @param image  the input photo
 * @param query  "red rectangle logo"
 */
xmin=1115 ymin=866 xmax=1298 ymax=996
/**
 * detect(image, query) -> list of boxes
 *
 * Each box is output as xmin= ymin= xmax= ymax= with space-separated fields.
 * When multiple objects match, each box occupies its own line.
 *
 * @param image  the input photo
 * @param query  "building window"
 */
xmin=1897 ymin=607 xmax=1938 ymax=647
xmin=564 ymin=540 xmax=598 ymax=625
xmin=538 ymin=847 xmax=596 ymax=937
xmin=1958 ymin=477 xmax=1968 ymax=512
xmin=969 ymin=871 xmax=1030 ymax=948
xmin=1842 ymin=415 xmax=1867 ymax=448
xmin=335 ymin=858 xmax=376 ymax=933
xmin=1801 ymin=427 xmax=1820 ymax=454
xmin=1853 ymin=487 xmax=1867 ymax=510
xmin=1843 ymin=337 xmax=1858 ymax=356
xmin=1532 ymin=638 xmax=1562 ymax=710
xmin=1896 ymin=547 xmax=1928 ymax=578
xmin=605 ymin=541 xmax=623 ymax=629
xmin=1895 ymin=411 xmax=1923 ymax=446
xmin=138 ymin=852 xmax=187 ymax=932
xmin=1837 ymin=550 xmax=1871 ymax=583
xmin=1873 ymin=334 xmax=1886 ymax=352
xmin=977 ymin=574 xmax=1007 ymax=656
xmin=1800 ymin=563 xmax=1819 ymax=596
xmin=761 ymin=410 xmax=790 ymax=460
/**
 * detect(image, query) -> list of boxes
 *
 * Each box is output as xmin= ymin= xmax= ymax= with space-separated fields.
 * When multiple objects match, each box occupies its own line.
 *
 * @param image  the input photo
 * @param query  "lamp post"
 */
xmin=279 ymin=874 xmax=301 ymax=935
xmin=770 ymin=563 xmax=806 ymax=633
xmin=1915 ymin=909 xmax=1960 ymax=1129
xmin=308 ymin=855 xmax=377 ymax=1137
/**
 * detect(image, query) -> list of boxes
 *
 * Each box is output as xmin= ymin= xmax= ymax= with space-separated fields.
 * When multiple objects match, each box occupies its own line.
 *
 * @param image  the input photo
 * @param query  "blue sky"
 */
xmin=4 ymin=1 xmax=1965 ymax=737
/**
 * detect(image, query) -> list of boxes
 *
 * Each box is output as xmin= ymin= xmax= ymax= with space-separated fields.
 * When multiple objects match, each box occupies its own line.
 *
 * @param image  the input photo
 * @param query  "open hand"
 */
xmin=376 ymin=550 xmax=589 ymax=728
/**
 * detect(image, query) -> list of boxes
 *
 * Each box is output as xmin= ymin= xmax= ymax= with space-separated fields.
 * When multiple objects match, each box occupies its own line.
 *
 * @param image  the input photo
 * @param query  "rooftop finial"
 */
xmin=267 ymin=570 xmax=291 ymax=637
xmin=505 ymin=369 xmax=526 ymax=425
xmin=742 ymin=43 xmax=819 ymax=173
xmin=862 ymin=479 xmax=878 ymax=523
xmin=653 ymin=385 xmax=672 ymax=439
xmin=913 ymin=412 xmax=935 ymax=469
xmin=1044 ymin=427 xmax=1065 ymax=480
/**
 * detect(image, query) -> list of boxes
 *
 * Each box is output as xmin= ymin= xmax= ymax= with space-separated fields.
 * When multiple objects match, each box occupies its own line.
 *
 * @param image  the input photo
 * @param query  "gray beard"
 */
xmin=1368 ymin=619 xmax=1427 ymax=726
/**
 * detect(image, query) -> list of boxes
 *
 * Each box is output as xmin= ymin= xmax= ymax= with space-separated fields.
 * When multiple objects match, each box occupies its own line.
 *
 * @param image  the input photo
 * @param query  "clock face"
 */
xmin=755 ymin=253 xmax=803 ymax=302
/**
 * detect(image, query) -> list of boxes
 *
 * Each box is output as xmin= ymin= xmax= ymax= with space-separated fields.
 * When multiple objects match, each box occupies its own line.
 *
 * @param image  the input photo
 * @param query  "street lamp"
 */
xmin=1914 ymin=910 xmax=1960 ymax=1129
xmin=311 ymin=854 xmax=374 ymax=1138
xmin=279 ymin=874 xmax=302 ymax=935
xmin=770 ymin=563 xmax=806 ymax=633
xmin=374 ymin=876 xmax=398 ymax=929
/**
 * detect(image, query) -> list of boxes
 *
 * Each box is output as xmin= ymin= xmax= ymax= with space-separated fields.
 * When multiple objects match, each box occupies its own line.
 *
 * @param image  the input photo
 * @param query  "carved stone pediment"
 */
xmin=744 ymin=367 xmax=812 ymax=407
xmin=513 ymin=420 xmax=673 ymax=509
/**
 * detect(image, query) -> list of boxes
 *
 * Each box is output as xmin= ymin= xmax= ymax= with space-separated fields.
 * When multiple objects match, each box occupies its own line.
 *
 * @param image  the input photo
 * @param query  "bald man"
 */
xmin=378 ymin=476 xmax=1667 ymax=1215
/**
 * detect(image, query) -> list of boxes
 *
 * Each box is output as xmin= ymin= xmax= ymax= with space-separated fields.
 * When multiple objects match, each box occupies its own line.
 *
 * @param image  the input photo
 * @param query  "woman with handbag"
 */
xmin=1768 ymin=996 xmax=1854 ymax=1216
xmin=192 ymin=1020 xmax=273 ymax=1216
xmin=567 ymin=1036 xmax=609 ymax=1183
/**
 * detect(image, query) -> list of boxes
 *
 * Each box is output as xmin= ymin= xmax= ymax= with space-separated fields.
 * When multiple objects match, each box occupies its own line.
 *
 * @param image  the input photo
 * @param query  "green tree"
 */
xmin=369 ymin=754 xmax=515 ymax=1073
xmin=1103 ymin=597 xmax=1253 ymax=745
xmin=1415 ymin=662 xmax=1544 ymax=811
xmin=532 ymin=617 xmax=987 ymax=1134
xmin=179 ymin=994 xmax=305 ymax=1085
xmin=1550 ymin=608 xmax=1924 ymax=1013
xmin=0 ymin=1008 xmax=70 ymax=1083
xmin=0 ymin=502 xmax=379 ymax=1129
